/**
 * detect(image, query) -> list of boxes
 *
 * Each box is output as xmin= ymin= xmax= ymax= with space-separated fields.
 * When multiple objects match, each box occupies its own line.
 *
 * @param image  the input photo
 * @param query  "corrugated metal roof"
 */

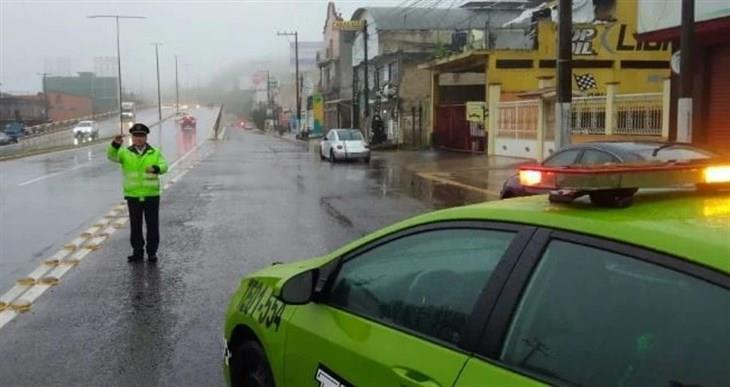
xmin=352 ymin=6 xmax=526 ymax=31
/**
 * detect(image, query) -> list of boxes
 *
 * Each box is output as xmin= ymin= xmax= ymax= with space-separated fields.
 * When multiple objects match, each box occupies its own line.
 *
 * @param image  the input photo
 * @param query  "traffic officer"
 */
xmin=107 ymin=123 xmax=168 ymax=263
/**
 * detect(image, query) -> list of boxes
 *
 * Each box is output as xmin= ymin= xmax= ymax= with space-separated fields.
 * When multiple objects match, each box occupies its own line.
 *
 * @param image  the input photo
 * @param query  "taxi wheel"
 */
xmin=230 ymin=340 xmax=274 ymax=387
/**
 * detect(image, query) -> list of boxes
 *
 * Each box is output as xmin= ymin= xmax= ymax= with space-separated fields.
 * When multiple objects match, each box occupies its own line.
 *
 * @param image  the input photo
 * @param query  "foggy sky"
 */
xmin=0 ymin=0 xmax=407 ymax=96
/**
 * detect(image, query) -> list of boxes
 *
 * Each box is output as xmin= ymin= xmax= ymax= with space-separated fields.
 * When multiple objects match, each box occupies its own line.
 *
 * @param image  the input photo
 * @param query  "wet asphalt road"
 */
xmin=0 ymin=107 xmax=219 ymax=292
xmin=0 ymin=127 xmax=437 ymax=386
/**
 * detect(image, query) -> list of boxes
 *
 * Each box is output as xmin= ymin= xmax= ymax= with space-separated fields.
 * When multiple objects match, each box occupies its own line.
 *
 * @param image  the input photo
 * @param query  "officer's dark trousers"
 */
xmin=126 ymin=196 xmax=160 ymax=257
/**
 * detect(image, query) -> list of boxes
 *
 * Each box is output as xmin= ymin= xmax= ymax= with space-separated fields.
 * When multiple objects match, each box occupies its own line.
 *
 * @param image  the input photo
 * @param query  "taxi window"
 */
xmin=328 ymin=228 xmax=515 ymax=346
xmin=500 ymin=240 xmax=730 ymax=387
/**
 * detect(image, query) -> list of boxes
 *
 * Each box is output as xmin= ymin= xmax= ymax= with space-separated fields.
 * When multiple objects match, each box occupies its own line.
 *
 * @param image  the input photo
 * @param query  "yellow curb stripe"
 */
xmin=416 ymin=172 xmax=502 ymax=197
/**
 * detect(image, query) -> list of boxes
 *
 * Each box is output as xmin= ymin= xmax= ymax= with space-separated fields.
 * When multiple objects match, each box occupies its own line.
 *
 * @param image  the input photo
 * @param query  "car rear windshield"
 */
xmin=337 ymin=130 xmax=363 ymax=141
xmin=636 ymin=146 xmax=715 ymax=162
xmin=78 ymin=122 xmax=92 ymax=127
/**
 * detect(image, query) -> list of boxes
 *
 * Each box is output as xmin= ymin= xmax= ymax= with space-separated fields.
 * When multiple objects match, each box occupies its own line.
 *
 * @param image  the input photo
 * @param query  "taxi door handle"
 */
xmin=392 ymin=366 xmax=441 ymax=387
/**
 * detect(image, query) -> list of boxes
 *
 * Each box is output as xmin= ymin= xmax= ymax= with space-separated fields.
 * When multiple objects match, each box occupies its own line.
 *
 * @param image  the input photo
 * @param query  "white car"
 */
xmin=72 ymin=120 xmax=99 ymax=143
xmin=320 ymin=129 xmax=370 ymax=163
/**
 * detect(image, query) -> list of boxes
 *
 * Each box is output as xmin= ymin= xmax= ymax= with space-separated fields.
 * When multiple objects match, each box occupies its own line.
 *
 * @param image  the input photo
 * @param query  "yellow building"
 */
xmin=424 ymin=0 xmax=671 ymax=152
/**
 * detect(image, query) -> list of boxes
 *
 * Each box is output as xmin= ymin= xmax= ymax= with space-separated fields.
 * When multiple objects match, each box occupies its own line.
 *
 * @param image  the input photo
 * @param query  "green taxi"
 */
xmin=223 ymin=189 xmax=730 ymax=387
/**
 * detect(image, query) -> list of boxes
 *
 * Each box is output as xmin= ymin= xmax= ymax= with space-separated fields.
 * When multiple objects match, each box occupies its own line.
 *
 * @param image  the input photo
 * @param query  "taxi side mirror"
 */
xmin=280 ymin=269 xmax=316 ymax=305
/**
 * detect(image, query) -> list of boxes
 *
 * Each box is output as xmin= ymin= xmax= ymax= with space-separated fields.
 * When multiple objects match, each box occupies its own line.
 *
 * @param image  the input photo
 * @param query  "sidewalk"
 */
xmin=272 ymin=130 xmax=531 ymax=203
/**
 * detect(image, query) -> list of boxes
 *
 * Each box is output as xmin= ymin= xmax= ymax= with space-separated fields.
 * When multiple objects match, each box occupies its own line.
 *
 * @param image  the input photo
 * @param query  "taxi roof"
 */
xmin=421 ymin=190 xmax=730 ymax=274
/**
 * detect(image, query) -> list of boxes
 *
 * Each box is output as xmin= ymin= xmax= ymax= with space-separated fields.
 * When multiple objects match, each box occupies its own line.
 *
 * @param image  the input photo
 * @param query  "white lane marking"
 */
xmin=112 ymin=217 xmax=129 ymax=228
xmin=14 ymin=284 xmax=53 ymax=306
xmin=81 ymin=225 xmax=103 ymax=238
xmin=26 ymin=264 xmax=54 ymax=281
xmin=0 ymin=284 xmax=32 ymax=305
xmin=64 ymin=236 xmax=87 ymax=251
xmin=0 ymin=310 xmax=18 ymax=330
xmin=98 ymin=225 xmax=117 ymax=238
xmin=93 ymin=217 xmax=113 ymax=228
xmin=85 ymin=235 xmax=109 ymax=250
xmin=64 ymin=247 xmax=94 ymax=265
xmin=17 ymin=163 xmax=88 ymax=186
xmin=45 ymin=249 xmax=73 ymax=265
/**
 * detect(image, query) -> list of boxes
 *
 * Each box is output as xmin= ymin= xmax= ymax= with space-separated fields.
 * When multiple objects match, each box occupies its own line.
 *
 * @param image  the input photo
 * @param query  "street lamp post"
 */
xmin=87 ymin=14 xmax=145 ymax=134
xmin=152 ymin=42 xmax=163 ymax=148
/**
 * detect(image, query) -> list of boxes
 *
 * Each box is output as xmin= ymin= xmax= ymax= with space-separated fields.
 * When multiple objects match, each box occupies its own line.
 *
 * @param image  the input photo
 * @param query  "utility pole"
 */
xmin=87 ymin=15 xmax=146 ymax=134
xmin=363 ymin=20 xmax=369 ymax=120
xmin=277 ymin=31 xmax=300 ymax=131
xmin=175 ymin=55 xmax=180 ymax=115
xmin=555 ymin=0 xmax=572 ymax=149
xmin=152 ymin=42 xmax=163 ymax=148
xmin=677 ymin=0 xmax=695 ymax=142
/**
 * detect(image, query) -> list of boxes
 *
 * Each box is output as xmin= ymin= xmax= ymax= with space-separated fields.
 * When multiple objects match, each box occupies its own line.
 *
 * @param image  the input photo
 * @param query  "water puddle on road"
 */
xmin=365 ymin=157 xmax=499 ymax=209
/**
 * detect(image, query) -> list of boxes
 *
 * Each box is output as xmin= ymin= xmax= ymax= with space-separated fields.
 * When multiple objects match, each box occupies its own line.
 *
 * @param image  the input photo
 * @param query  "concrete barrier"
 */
xmin=0 ymin=111 xmax=174 ymax=161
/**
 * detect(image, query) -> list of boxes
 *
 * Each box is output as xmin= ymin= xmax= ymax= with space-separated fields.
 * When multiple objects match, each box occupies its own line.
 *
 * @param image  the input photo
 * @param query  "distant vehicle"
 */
xmin=181 ymin=114 xmax=196 ymax=130
xmin=72 ymin=120 xmax=99 ymax=143
xmin=3 ymin=121 xmax=26 ymax=142
xmin=320 ymin=129 xmax=370 ymax=163
xmin=500 ymin=142 xmax=718 ymax=199
xmin=0 ymin=132 xmax=14 ymax=145
xmin=121 ymin=101 xmax=136 ymax=121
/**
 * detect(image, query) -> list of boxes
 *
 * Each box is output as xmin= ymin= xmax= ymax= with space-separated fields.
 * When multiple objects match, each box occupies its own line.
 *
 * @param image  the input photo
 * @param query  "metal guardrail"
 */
xmin=571 ymin=93 xmax=662 ymax=136
xmin=24 ymin=111 xmax=118 ymax=136
xmin=614 ymin=93 xmax=663 ymax=136
xmin=572 ymin=96 xmax=607 ymax=135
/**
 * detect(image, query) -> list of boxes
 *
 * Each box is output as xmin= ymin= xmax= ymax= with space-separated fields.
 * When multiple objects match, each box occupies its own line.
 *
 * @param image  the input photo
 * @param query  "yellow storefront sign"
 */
xmin=466 ymin=102 xmax=485 ymax=122
xmin=334 ymin=20 xmax=365 ymax=31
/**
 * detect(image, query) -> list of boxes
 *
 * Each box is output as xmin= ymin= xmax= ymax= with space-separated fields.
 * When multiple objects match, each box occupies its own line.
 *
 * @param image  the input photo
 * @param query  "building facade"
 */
xmin=45 ymin=72 xmax=118 ymax=114
xmin=0 ymin=93 xmax=47 ymax=125
xmin=47 ymin=91 xmax=93 ymax=121
xmin=637 ymin=0 xmax=730 ymax=154
xmin=318 ymin=2 xmax=354 ymax=130
xmin=349 ymin=4 xmax=525 ymax=147
xmin=424 ymin=0 xmax=673 ymax=153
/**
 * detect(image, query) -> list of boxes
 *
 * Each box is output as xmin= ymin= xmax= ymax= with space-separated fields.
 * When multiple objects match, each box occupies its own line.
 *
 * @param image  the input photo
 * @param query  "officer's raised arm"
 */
xmin=106 ymin=135 xmax=124 ymax=163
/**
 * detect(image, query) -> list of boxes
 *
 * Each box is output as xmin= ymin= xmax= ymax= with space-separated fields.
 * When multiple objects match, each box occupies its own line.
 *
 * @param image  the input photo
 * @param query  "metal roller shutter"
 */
xmin=706 ymin=45 xmax=730 ymax=154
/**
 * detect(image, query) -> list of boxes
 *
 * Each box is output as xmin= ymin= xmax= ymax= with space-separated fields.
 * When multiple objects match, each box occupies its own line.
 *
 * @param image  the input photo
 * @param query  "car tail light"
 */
xmin=704 ymin=166 xmax=730 ymax=184
xmin=519 ymin=170 xmax=542 ymax=186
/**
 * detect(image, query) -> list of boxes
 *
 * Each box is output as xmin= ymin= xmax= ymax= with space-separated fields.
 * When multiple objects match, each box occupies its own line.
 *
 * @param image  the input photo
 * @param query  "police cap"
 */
xmin=129 ymin=123 xmax=150 ymax=135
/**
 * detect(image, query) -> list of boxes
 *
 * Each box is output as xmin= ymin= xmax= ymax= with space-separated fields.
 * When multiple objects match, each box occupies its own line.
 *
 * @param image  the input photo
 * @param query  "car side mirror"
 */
xmin=280 ymin=269 xmax=316 ymax=305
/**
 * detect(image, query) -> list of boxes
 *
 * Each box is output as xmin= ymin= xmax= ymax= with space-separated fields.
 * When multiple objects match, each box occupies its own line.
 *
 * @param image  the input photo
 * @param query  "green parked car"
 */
xmin=224 ymin=176 xmax=730 ymax=387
